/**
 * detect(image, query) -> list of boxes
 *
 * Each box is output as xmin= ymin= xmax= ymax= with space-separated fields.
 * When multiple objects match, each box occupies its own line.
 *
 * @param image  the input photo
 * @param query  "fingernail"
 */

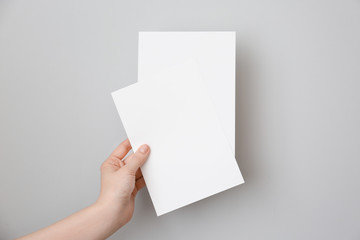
xmin=139 ymin=144 xmax=149 ymax=154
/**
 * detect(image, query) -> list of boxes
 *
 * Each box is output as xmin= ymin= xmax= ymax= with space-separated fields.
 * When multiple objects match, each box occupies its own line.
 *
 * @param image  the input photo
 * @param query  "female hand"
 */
xmin=97 ymin=139 xmax=150 ymax=226
xmin=18 ymin=139 xmax=150 ymax=240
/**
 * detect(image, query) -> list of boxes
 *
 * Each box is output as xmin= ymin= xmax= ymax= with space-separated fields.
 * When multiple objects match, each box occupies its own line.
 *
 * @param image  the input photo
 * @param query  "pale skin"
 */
xmin=18 ymin=139 xmax=150 ymax=240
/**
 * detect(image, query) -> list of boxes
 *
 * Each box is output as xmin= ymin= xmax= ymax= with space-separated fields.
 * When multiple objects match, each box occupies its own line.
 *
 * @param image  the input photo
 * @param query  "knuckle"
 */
xmin=100 ymin=163 xmax=106 ymax=171
xmin=100 ymin=159 xmax=111 ymax=171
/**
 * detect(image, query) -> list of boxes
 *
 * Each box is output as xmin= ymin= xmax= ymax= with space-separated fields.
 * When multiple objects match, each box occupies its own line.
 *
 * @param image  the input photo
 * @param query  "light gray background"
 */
xmin=1 ymin=0 xmax=359 ymax=239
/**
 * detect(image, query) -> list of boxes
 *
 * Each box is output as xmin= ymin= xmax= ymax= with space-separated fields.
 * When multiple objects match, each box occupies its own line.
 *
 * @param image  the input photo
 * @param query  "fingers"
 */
xmin=133 ymin=177 xmax=146 ymax=197
xmin=124 ymin=144 xmax=150 ymax=174
xmin=135 ymin=168 xmax=143 ymax=181
xmin=101 ymin=139 xmax=132 ymax=173
xmin=136 ymin=177 xmax=146 ymax=190
xmin=110 ymin=139 xmax=132 ymax=160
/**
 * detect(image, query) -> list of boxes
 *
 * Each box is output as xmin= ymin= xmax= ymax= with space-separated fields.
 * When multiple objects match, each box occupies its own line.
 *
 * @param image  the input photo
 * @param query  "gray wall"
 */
xmin=1 ymin=0 xmax=360 ymax=239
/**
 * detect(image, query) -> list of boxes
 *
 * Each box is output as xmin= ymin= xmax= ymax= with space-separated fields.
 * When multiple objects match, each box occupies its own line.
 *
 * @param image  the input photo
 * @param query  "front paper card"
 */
xmin=112 ymin=61 xmax=244 ymax=216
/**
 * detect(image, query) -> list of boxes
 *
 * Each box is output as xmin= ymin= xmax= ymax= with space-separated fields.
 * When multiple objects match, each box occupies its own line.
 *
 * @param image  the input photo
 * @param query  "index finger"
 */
xmin=110 ymin=138 xmax=132 ymax=160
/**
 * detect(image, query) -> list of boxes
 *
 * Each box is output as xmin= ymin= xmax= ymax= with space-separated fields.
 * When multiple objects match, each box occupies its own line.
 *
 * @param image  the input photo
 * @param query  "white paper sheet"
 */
xmin=112 ymin=61 xmax=244 ymax=216
xmin=138 ymin=32 xmax=236 ymax=153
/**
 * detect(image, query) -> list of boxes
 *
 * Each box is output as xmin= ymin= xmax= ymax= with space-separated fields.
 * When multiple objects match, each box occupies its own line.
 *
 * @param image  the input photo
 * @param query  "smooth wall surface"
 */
xmin=1 ymin=1 xmax=359 ymax=239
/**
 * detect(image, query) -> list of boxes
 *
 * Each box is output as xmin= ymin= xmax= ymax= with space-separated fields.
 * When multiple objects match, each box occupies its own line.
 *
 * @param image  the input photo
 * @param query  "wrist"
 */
xmin=95 ymin=194 xmax=128 ymax=212
xmin=92 ymin=199 xmax=128 ymax=230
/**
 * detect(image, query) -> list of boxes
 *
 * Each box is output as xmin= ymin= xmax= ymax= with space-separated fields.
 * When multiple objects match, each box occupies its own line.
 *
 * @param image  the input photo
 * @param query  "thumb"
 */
xmin=125 ymin=144 xmax=150 ymax=174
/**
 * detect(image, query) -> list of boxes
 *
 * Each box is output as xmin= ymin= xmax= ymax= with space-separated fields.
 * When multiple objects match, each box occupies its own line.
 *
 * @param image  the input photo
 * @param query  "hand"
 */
xmin=96 ymin=139 xmax=150 ymax=226
xmin=18 ymin=139 xmax=150 ymax=240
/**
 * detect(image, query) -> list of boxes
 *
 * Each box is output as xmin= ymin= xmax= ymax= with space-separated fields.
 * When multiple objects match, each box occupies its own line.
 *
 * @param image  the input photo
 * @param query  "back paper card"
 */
xmin=138 ymin=32 xmax=236 ymax=153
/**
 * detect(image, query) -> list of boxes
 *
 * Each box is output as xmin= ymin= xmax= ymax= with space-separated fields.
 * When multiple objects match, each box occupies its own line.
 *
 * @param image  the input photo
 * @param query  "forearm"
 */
xmin=17 ymin=141 xmax=149 ymax=240
xmin=18 ymin=202 xmax=125 ymax=240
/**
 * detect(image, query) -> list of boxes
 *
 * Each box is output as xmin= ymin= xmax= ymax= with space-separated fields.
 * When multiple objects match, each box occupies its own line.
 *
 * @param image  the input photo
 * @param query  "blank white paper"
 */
xmin=112 ymin=61 xmax=244 ymax=216
xmin=138 ymin=32 xmax=236 ymax=153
